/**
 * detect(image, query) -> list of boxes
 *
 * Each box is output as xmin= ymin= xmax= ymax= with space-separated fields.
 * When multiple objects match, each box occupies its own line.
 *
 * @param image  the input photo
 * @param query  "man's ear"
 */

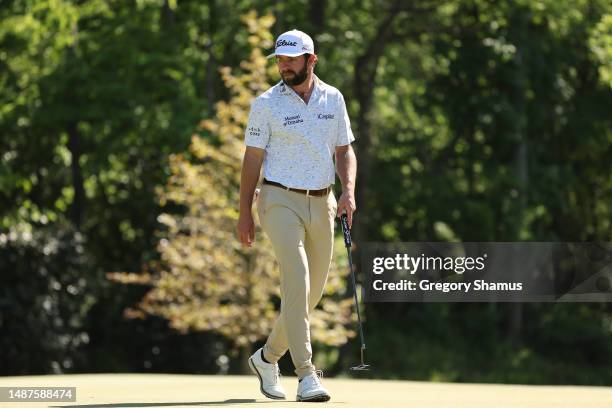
xmin=309 ymin=53 xmax=318 ymax=69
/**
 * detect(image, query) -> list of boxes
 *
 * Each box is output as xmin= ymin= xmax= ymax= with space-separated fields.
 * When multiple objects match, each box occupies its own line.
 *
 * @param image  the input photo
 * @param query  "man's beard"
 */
xmin=281 ymin=63 xmax=308 ymax=86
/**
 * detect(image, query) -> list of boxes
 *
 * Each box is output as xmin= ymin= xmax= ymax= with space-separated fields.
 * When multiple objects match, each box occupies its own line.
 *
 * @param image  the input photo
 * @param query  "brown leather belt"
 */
xmin=263 ymin=179 xmax=331 ymax=197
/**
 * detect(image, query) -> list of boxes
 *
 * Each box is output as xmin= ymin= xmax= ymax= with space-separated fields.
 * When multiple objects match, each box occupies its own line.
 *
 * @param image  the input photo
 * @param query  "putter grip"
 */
xmin=340 ymin=214 xmax=351 ymax=248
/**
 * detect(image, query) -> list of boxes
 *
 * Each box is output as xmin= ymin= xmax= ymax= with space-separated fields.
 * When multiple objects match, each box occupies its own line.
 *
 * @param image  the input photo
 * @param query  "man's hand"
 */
xmin=237 ymin=147 xmax=265 ymax=247
xmin=337 ymin=191 xmax=357 ymax=228
xmin=237 ymin=212 xmax=255 ymax=247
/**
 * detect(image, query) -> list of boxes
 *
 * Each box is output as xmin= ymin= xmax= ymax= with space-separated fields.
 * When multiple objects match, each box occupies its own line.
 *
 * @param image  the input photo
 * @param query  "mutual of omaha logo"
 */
xmin=317 ymin=113 xmax=334 ymax=120
xmin=283 ymin=114 xmax=304 ymax=126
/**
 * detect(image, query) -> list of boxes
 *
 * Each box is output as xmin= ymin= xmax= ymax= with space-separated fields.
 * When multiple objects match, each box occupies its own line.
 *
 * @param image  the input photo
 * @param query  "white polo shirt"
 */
xmin=244 ymin=76 xmax=355 ymax=190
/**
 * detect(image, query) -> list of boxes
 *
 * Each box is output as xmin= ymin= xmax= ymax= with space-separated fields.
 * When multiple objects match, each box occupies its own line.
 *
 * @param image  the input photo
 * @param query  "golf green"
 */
xmin=0 ymin=374 xmax=610 ymax=407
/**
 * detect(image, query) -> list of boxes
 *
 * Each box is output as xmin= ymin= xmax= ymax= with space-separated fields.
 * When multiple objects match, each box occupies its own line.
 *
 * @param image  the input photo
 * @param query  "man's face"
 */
xmin=276 ymin=55 xmax=309 ymax=86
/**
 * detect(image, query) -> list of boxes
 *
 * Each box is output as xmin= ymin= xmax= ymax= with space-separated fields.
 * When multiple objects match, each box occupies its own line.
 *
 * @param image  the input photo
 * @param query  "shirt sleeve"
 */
xmin=336 ymin=92 xmax=355 ymax=147
xmin=244 ymin=98 xmax=270 ymax=149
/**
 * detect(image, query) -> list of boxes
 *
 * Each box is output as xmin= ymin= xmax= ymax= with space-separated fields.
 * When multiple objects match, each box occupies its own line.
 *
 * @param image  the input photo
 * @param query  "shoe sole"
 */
xmin=296 ymin=393 xmax=331 ymax=402
xmin=248 ymin=356 xmax=286 ymax=400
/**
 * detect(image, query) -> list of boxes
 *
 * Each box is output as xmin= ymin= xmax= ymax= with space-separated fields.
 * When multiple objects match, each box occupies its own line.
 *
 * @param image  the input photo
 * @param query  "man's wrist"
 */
xmin=341 ymin=184 xmax=355 ymax=195
xmin=239 ymin=205 xmax=254 ymax=216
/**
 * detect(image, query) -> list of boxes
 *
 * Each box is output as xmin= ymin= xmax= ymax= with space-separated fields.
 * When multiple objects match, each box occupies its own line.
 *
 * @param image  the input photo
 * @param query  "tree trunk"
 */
xmin=161 ymin=0 xmax=175 ymax=27
xmin=205 ymin=0 xmax=217 ymax=116
xmin=67 ymin=121 xmax=84 ymax=230
xmin=331 ymin=1 xmax=404 ymax=375
xmin=238 ymin=344 xmax=251 ymax=375
xmin=274 ymin=0 xmax=284 ymax=34
xmin=309 ymin=0 xmax=326 ymax=30
xmin=352 ymin=1 xmax=402 ymax=243
xmin=507 ymin=12 xmax=529 ymax=350
xmin=66 ymin=22 xmax=84 ymax=230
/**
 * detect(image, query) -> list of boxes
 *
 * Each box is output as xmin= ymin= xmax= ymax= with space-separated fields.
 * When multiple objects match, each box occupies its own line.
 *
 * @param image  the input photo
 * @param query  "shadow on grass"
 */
xmin=50 ymin=399 xmax=274 ymax=407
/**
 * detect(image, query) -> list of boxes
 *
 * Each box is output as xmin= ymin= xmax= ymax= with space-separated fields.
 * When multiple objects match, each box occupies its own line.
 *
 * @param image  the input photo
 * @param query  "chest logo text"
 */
xmin=283 ymin=115 xmax=304 ymax=126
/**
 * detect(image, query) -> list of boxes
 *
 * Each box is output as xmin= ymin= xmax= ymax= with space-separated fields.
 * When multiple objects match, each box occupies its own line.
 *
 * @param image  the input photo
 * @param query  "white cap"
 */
xmin=267 ymin=29 xmax=314 ymax=59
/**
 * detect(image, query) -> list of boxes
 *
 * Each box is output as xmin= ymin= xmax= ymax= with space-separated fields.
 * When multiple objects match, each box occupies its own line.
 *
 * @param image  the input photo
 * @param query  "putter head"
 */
xmin=350 ymin=364 xmax=371 ymax=371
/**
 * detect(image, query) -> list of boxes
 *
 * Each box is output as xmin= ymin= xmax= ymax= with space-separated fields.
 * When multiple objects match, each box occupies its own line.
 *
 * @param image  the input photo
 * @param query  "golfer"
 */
xmin=237 ymin=29 xmax=357 ymax=402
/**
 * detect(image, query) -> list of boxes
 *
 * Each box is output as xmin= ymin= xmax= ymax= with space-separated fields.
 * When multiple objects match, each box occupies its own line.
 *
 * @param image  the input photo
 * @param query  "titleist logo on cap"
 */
xmin=276 ymin=39 xmax=298 ymax=48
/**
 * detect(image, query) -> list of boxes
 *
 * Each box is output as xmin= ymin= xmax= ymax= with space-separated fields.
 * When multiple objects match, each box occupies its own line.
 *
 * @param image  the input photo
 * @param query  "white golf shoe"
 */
xmin=296 ymin=370 xmax=331 ymax=402
xmin=248 ymin=348 xmax=286 ymax=400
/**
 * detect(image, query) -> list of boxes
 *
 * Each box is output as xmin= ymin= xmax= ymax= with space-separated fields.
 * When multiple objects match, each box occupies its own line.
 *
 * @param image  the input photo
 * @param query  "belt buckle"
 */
xmin=305 ymin=189 xmax=311 ymax=197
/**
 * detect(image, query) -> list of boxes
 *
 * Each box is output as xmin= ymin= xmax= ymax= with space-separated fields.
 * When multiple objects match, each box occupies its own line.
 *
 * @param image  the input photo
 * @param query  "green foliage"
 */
xmin=0 ymin=222 xmax=96 ymax=374
xmin=361 ymin=303 xmax=612 ymax=385
xmin=1 ymin=0 xmax=611 ymax=382
xmin=590 ymin=13 xmax=612 ymax=86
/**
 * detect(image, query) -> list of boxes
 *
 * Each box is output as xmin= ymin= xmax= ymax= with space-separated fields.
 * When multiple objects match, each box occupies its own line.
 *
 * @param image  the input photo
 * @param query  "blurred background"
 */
xmin=1 ymin=0 xmax=611 ymax=385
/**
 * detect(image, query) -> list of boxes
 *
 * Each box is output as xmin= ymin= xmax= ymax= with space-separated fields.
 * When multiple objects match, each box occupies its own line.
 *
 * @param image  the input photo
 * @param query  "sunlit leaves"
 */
xmin=590 ymin=13 xmax=612 ymax=86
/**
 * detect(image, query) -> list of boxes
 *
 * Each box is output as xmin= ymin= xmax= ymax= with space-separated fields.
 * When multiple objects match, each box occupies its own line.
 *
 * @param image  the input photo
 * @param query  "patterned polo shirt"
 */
xmin=244 ymin=75 xmax=355 ymax=190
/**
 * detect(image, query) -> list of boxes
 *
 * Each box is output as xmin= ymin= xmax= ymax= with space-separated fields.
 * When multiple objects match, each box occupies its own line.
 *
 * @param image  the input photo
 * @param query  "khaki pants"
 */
xmin=256 ymin=184 xmax=337 ymax=379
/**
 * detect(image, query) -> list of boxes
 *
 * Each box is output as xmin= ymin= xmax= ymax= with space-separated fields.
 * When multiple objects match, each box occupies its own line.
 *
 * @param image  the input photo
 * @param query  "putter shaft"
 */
xmin=340 ymin=214 xmax=370 ymax=371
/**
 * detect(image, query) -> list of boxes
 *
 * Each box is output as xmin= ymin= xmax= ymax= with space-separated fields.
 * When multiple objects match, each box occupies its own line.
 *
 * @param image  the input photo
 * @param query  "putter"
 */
xmin=340 ymin=213 xmax=371 ymax=371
